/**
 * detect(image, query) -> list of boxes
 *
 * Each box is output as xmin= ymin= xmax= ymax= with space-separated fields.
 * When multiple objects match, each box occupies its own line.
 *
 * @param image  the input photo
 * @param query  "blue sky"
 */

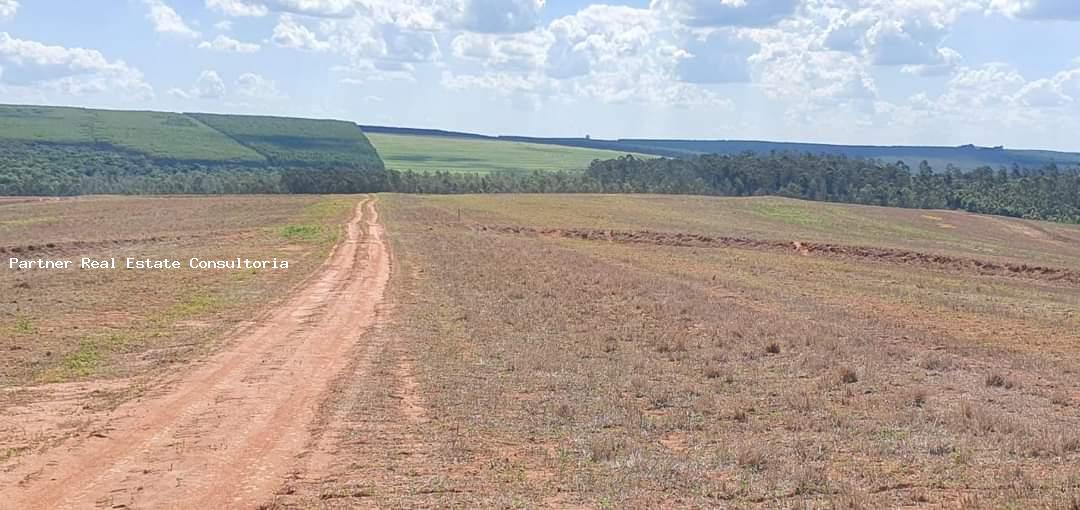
xmin=2 ymin=0 xmax=1080 ymax=151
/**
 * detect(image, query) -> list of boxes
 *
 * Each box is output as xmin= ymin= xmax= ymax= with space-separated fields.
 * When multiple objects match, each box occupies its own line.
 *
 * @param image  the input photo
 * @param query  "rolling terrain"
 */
xmin=362 ymin=124 xmax=1080 ymax=170
xmin=0 ymin=104 xmax=385 ymax=195
xmin=366 ymin=132 xmax=648 ymax=173
xmin=4 ymin=194 xmax=1080 ymax=508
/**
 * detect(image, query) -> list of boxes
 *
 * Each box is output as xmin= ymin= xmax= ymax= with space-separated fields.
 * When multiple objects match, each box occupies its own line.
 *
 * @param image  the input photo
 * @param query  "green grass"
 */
xmin=189 ymin=113 xmax=383 ymax=168
xmin=367 ymin=133 xmax=649 ymax=173
xmin=279 ymin=224 xmax=324 ymax=241
xmin=0 ymin=104 xmax=266 ymax=162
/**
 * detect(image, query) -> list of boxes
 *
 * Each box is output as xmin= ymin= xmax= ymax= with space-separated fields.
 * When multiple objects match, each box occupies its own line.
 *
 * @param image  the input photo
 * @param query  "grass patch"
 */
xmin=280 ymin=224 xmax=324 ymax=242
xmin=13 ymin=316 xmax=35 ymax=334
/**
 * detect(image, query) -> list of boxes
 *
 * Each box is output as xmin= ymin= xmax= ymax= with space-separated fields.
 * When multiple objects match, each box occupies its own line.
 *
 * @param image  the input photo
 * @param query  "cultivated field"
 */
xmin=189 ymin=113 xmax=384 ymax=168
xmin=0 ymin=104 xmax=265 ymax=162
xmin=367 ymin=132 xmax=647 ymax=173
xmin=5 ymin=193 xmax=1080 ymax=509
xmin=272 ymin=193 xmax=1080 ymax=508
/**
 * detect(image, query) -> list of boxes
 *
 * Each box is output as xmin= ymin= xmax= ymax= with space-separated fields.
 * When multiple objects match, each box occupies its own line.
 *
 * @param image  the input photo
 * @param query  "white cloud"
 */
xmin=198 ymin=34 xmax=261 ymax=53
xmin=0 ymin=32 xmax=153 ymax=99
xmin=1015 ymin=65 xmax=1080 ymax=106
xmin=651 ymin=0 xmax=798 ymax=28
xmin=236 ymin=72 xmax=284 ymax=99
xmin=271 ymin=13 xmax=331 ymax=50
xmin=822 ymin=2 xmax=980 ymax=69
xmin=0 ymin=0 xmax=18 ymax=21
xmin=444 ymin=4 xmax=733 ymax=108
xmin=460 ymin=0 xmax=545 ymax=33
xmin=170 ymin=70 xmax=227 ymax=99
xmin=451 ymin=31 xmax=549 ymax=71
xmin=196 ymin=70 xmax=227 ymax=98
xmin=990 ymin=0 xmax=1080 ymax=20
xmin=676 ymin=29 xmax=756 ymax=83
xmin=206 ymin=0 xmax=269 ymax=17
xmin=143 ymin=0 xmax=200 ymax=38
xmin=214 ymin=20 xmax=234 ymax=31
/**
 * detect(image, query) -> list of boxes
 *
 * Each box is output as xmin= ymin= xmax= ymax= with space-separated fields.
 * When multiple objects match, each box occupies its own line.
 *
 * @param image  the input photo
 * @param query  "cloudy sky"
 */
xmin=1 ymin=0 xmax=1080 ymax=150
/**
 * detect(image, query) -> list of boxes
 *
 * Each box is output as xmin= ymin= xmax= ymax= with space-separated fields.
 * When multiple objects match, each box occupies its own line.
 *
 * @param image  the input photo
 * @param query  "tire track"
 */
xmin=0 ymin=197 xmax=391 ymax=510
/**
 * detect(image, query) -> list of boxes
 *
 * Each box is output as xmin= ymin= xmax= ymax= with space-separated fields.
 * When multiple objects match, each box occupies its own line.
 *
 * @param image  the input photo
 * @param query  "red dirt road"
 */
xmin=1 ymin=197 xmax=390 ymax=509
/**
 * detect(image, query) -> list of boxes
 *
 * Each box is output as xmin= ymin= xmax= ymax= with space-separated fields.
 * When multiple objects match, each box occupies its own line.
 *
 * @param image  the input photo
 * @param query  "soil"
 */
xmin=0 ymin=197 xmax=391 ymax=509
xmin=479 ymin=224 xmax=1080 ymax=285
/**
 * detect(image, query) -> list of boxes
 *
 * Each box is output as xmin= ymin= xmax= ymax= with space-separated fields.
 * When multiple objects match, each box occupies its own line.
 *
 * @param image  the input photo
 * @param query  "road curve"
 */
xmin=2 ymin=197 xmax=390 ymax=509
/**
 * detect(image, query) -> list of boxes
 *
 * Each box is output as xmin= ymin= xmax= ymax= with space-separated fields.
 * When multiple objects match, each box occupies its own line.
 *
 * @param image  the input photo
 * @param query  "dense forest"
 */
xmin=389 ymin=153 xmax=1080 ymax=224
xmin=5 ymin=141 xmax=1080 ymax=224
xmin=0 ymin=142 xmax=386 ymax=195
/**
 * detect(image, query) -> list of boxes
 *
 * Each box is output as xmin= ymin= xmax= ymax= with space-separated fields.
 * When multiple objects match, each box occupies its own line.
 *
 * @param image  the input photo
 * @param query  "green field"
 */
xmin=0 ymin=104 xmax=387 ymax=195
xmin=0 ymin=105 xmax=265 ymax=162
xmin=188 ymin=113 xmax=383 ymax=169
xmin=367 ymin=133 xmax=646 ymax=173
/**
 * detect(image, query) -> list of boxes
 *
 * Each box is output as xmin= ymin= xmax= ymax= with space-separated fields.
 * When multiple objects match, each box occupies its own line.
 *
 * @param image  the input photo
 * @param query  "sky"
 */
xmin=1 ymin=1 xmax=1080 ymax=151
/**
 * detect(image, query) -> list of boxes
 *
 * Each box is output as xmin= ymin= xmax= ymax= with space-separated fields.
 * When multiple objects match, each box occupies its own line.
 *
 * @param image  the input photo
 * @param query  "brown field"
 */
xmin=272 ymin=194 xmax=1080 ymax=508
xmin=0 ymin=195 xmax=354 ymax=469
xmin=4 ymin=193 xmax=1080 ymax=509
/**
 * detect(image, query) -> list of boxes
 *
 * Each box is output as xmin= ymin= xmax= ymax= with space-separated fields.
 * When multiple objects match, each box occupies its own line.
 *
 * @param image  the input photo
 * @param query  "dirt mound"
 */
xmin=480 ymin=224 xmax=1080 ymax=286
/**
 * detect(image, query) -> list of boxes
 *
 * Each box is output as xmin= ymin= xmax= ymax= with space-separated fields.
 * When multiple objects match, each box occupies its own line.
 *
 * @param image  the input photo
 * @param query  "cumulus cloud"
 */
xmin=195 ymin=70 xmax=226 ymax=98
xmin=460 ymin=0 xmax=545 ymax=33
xmin=651 ymin=0 xmax=798 ymax=28
xmin=0 ymin=0 xmax=17 ymax=21
xmin=144 ymin=0 xmax=200 ymax=38
xmin=271 ymin=14 xmax=330 ymax=50
xmin=0 ymin=32 xmax=153 ymax=99
xmin=198 ymin=34 xmax=261 ymax=53
xmin=822 ymin=2 xmax=978 ymax=69
xmin=170 ymin=70 xmax=227 ymax=99
xmin=236 ymin=72 xmax=284 ymax=99
xmin=205 ymin=0 xmax=269 ymax=17
xmin=675 ymin=29 xmax=755 ymax=83
xmin=990 ymin=0 xmax=1080 ymax=20
xmin=451 ymin=31 xmax=549 ymax=72
xmin=444 ymin=4 xmax=733 ymax=108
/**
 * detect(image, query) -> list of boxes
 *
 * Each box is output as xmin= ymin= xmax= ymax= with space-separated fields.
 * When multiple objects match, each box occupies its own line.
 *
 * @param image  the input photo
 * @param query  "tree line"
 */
xmin=5 ymin=141 xmax=1080 ymax=224
xmin=389 ymin=153 xmax=1080 ymax=224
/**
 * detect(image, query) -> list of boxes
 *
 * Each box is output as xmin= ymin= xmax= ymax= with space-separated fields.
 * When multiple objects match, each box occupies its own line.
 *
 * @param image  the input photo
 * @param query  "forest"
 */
xmin=4 ymin=139 xmax=1080 ymax=224
xmin=389 ymin=153 xmax=1080 ymax=224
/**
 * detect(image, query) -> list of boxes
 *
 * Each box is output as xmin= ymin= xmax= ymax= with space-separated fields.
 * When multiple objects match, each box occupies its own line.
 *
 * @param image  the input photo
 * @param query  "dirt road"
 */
xmin=1 ymin=197 xmax=391 ymax=509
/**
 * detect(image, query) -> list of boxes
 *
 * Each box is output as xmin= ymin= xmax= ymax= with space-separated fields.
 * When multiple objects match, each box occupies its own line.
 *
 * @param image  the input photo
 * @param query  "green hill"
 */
xmin=366 ymin=132 xmax=648 ymax=174
xmin=0 ymin=104 xmax=385 ymax=195
xmin=0 ymin=105 xmax=265 ymax=162
xmin=187 ymin=113 xmax=383 ymax=169
xmin=360 ymin=125 xmax=1080 ymax=171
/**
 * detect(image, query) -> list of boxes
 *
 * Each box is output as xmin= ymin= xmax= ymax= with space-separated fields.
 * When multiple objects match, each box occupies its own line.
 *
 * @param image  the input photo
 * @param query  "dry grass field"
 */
xmin=276 ymin=193 xmax=1080 ymax=508
xmin=4 ymin=193 xmax=1080 ymax=509
xmin=0 ymin=194 xmax=352 ymax=387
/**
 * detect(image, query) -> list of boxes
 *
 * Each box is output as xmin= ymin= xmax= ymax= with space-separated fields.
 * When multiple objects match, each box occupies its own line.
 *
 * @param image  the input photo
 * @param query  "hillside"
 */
xmin=0 ymin=104 xmax=385 ymax=195
xmin=361 ymin=125 xmax=1080 ymax=170
xmin=187 ymin=113 xmax=383 ymax=169
xmin=365 ymin=132 xmax=649 ymax=173
xmin=0 ymin=105 xmax=265 ymax=162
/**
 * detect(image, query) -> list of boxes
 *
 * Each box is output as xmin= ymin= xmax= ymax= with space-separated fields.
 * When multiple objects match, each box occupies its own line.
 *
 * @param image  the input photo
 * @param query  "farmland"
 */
xmin=0 ymin=104 xmax=385 ymax=195
xmin=3 ymin=193 xmax=1080 ymax=507
xmin=367 ymin=132 xmax=647 ymax=173
xmin=270 ymin=193 xmax=1080 ymax=508
xmin=188 ymin=113 xmax=384 ymax=169
xmin=0 ymin=195 xmax=353 ymax=386
xmin=0 ymin=104 xmax=265 ymax=162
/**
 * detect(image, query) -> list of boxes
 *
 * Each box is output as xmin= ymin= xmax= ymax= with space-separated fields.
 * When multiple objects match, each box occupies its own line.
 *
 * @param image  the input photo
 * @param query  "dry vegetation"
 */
xmin=282 ymin=193 xmax=1080 ymax=508
xmin=0 ymin=195 xmax=353 ymax=463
